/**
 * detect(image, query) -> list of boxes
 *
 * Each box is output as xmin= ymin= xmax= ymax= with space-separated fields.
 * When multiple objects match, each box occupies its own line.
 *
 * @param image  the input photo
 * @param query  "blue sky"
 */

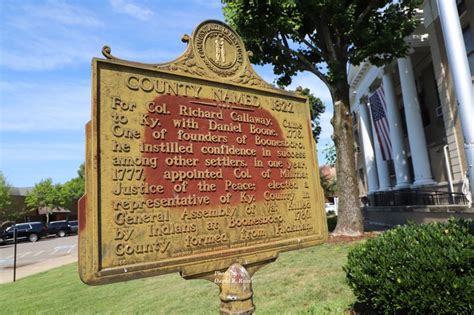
xmin=0 ymin=0 xmax=332 ymax=187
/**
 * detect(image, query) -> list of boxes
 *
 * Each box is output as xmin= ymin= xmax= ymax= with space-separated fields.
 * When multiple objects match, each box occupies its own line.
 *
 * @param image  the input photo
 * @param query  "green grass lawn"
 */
xmin=0 ymin=242 xmax=358 ymax=314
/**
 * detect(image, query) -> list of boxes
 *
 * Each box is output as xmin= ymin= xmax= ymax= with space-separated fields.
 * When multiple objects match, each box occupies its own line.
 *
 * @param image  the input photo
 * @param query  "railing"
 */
xmin=369 ymin=189 xmax=469 ymax=207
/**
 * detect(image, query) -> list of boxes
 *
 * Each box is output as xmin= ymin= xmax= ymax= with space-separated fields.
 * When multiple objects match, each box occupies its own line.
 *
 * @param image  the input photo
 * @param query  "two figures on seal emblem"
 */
xmin=214 ymin=35 xmax=226 ymax=64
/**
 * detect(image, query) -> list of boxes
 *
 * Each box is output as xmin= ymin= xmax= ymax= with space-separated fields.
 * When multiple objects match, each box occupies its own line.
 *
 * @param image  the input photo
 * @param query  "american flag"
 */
xmin=369 ymin=86 xmax=392 ymax=160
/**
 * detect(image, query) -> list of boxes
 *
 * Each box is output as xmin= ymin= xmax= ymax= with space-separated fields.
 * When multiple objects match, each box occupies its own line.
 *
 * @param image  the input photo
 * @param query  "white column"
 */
xmin=437 ymin=0 xmax=474 ymax=196
xmin=367 ymin=102 xmax=392 ymax=191
xmin=397 ymin=57 xmax=436 ymax=187
xmin=382 ymin=69 xmax=411 ymax=189
xmin=359 ymin=101 xmax=379 ymax=193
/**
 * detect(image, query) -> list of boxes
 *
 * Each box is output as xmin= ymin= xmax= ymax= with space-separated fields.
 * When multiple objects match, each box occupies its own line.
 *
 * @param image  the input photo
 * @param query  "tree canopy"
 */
xmin=25 ymin=178 xmax=62 ymax=210
xmin=320 ymin=171 xmax=337 ymax=198
xmin=290 ymin=87 xmax=326 ymax=142
xmin=298 ymin=87 xmax=325 ymax=142
xmin=0 ymin=172 xmax=11 ymax=211
xmin=0 ymin=172 xmax=15 ymax=223
xmin=323 ymin=144 xmax=336 ymax=167
xmin=60 ymin=163 xmax=85 ymax=210
xmin=223 ymin=0 xmax=421 ymax=235
xmin=223 ymin=0 xmax=420 ymax=91
xmin=25 ymin=164 xmax=85 ymax=211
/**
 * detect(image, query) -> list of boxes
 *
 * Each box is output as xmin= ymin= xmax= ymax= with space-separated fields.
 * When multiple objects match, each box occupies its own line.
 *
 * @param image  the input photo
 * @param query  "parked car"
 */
xmin=69 ymin=220 xmax=78 ymax=234
xmin=0 ymin=222 xmax=48 ymax=243
xmin=325 ymin=203 xmax=337 ymax=215
xmin=47 ymin=220 xmax=72 ymax=237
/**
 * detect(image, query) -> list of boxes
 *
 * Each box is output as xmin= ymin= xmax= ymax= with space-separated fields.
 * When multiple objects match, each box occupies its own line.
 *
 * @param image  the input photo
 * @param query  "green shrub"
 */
xmin=344 ymin=219 xmax=473 ymax=314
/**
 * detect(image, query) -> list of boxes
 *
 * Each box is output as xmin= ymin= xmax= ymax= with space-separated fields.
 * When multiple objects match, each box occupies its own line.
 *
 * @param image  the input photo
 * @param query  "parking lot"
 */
xmin=0 ymin=235 xmax=78 ymax=283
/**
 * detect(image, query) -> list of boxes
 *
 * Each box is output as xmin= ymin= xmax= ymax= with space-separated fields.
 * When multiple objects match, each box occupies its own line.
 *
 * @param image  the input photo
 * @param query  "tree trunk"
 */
xmin=331 ymin=81 xmax=364 ymax=236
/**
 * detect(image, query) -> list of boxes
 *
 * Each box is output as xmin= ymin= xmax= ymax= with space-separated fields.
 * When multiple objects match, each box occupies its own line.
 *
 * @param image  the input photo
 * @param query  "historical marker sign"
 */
xmin=79 ymin=20 xmax=328 ymax=285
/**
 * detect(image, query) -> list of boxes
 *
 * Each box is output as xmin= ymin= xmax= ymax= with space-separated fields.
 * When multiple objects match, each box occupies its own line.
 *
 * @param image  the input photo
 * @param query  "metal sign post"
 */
xmin=13 ymin=228 xmax=17 ymax=282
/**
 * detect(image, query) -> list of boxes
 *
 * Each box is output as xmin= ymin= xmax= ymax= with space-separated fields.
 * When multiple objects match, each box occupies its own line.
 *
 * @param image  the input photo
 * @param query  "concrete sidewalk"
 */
xmin=0 ymin=254 xmax=77 ymax=284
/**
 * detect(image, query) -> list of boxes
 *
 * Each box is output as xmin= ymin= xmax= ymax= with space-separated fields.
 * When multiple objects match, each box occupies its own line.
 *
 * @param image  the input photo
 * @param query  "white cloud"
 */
xmin=0 ymin=142 xmax=84 ymax=186
xmin=106 ymin=46 xmax=178 ymax=64
xmin=286 ymin=72 xmax=333 ymax=144
xmin=0 ymin=81 xmax=90 ymax=131
xmin=287 ymin=72 xmax=333 ymax=105
xmin=23 ymin=0 xmax=102 ymax=27
xmin=0 ymin=0 xmax=221 ymax=71
xmin=0 ymin=2 xmax=103 ymax=71
xmin=0 ymin=36 xmax=97 ymax=71
xmin=250 ymin=67 xmax=334 ymax=147
xmin=109 ymin=0 xmax=153 ymax=21
xmin=0 ymin=141 xmax=83 ymax=161
xmin=189 ymin=0 xmax=222 ymax=10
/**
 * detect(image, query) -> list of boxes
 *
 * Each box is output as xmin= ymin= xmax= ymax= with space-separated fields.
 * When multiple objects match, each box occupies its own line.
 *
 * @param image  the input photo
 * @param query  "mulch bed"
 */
xmin=328 ymin=232 xmax=380 ymax=244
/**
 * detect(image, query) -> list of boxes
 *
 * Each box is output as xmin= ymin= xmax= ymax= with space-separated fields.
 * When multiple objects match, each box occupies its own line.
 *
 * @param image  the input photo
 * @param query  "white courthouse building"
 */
xmin=348 ymin=0 xmax=474 ymax=228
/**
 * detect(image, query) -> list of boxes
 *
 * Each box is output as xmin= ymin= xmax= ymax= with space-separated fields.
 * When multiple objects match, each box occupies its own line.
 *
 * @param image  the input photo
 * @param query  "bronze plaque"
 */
xmin=79 ymin=20 xmax=328 ymax=285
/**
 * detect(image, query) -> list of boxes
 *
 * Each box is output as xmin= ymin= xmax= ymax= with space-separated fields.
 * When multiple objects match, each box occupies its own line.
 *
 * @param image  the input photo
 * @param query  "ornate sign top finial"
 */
xmin=101 ymin=20 xmax=274 ymax=90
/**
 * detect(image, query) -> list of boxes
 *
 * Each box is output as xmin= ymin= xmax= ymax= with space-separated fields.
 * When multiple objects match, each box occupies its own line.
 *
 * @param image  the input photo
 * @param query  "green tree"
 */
xmin=77 ymin=163 xmax=85 ymax=180
xmin=25 ymin=178 xmax=62 ymax=211
xmin=298 ymin=87 xmax=325 ymax=142
xmin=320 ymin=173 xmax=337 ymax=198
xmin=0 ymin=171 xmax=15 ymax=223
xmin=223 ymin=0 xmax=420 ymax=235
xmin=0 ymin=172 xmax=11 ymax=212
xmin=25 ymin=164 xmax=84 ymax=221
xmin=323 ymin=144 xmax=336 ymax=167
xmin=59 ymin=164 xmax=85 ymax=209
